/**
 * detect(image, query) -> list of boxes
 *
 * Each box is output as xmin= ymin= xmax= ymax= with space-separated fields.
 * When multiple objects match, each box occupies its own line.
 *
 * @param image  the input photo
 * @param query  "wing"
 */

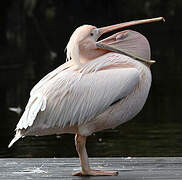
xmin=16 ymin=65 xmax=140 ymax=133
xmin=9 ymin=54 xmax=140 ymax=147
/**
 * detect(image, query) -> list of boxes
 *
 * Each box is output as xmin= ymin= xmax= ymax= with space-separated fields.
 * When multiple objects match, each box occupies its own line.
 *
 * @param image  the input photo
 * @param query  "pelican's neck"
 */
xmin=79 ymin=46 xmax=110 ymax=64
xmin=131 ymin=59 xmax=152 ymax=102
xmin=132 ymin=59 xmax=152 ymax=85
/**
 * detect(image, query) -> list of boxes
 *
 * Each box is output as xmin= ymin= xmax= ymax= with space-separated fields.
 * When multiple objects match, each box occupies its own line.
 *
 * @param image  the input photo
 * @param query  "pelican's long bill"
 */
xmin=96 ymin=17 xmax=165 ymax=64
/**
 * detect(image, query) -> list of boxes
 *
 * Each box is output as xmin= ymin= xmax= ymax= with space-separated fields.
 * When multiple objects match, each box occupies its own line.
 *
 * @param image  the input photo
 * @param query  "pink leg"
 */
xmin=72 ymin=134 xmax=118 ymax=176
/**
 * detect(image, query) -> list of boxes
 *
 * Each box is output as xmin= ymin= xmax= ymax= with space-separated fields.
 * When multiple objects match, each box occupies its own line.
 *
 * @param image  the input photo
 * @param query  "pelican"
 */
xmin=9 ymin=17 xmax=164 ymax=176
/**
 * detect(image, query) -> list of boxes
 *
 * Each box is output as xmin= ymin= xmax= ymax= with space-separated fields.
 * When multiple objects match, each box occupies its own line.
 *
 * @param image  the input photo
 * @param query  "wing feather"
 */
xmin=30 ymin=67 xmax=140 ymax=132
xmin=16 ymin=54 xmax=140 ymax=134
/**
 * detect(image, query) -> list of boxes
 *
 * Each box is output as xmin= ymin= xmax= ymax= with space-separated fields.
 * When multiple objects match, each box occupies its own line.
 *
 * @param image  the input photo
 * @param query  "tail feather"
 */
xmin=8 ymin=130 xmax=22 ymax=148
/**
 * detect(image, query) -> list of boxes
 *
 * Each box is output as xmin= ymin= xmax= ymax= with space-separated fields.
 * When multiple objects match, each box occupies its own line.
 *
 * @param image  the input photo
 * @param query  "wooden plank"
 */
xmin=0 ymin=158 xmax=182 ymax=179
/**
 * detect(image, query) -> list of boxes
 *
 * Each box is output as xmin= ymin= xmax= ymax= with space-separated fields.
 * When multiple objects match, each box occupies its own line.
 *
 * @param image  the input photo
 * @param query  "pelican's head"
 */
xmin=66 ymin=17 xmax=164 ymax=66
xmin=66 ymin=25 xmax=99 ymax=65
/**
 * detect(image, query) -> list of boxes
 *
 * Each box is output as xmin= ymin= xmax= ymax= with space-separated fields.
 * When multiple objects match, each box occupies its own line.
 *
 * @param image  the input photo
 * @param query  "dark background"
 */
xmin=0 ymin=0 xmax=181 ymax=158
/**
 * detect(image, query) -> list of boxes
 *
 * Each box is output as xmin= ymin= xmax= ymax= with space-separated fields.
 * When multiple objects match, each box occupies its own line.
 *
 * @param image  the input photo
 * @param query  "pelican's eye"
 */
xmin=90 ymin=29 xmax=99 ymax=40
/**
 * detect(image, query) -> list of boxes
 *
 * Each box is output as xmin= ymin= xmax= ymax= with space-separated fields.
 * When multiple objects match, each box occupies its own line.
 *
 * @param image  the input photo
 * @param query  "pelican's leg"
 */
xmin=72 ymin=134 xmax=118 ymax=176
